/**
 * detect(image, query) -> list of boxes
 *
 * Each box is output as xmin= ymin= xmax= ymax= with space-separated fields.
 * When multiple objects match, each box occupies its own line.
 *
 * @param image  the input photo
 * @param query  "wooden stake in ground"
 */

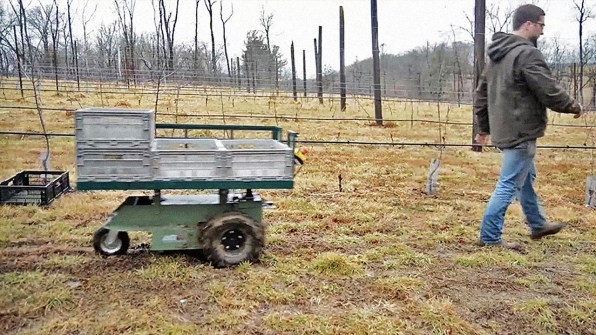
xmin=586 ymin=176 xmax=596 ymax=208
xmin=425 ymin=159 xmax=441 ymax=195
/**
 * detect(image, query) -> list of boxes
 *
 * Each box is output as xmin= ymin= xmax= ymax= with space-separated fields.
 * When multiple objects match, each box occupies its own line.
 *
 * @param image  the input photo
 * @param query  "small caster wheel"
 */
xmin=93 ymin=228 xmax=130 ymax=256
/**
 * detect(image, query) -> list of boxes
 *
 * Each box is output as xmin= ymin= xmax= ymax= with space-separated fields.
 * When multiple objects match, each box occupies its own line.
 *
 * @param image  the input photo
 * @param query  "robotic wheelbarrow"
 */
xmin=75 ymin=108 xmax=301 ymax=267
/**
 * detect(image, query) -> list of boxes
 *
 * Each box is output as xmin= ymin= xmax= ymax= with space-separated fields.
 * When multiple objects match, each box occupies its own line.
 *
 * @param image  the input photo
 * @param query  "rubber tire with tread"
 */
xmin=93 ymin=228 xmax=130 ymax=256
xmin=201 ymin=212 xmax=264 ymax=267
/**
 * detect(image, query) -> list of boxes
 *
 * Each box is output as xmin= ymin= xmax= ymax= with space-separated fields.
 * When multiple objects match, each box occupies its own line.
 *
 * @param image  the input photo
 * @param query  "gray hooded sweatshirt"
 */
xmin=474 ymin=32 xmax=577 ymax=149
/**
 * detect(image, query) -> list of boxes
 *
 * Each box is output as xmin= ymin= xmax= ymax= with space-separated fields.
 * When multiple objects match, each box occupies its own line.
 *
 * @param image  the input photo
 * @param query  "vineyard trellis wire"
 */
xmin=2 ymin=61 xmax=595 ymax=108
xmin=1 ymin=59 xmax=595 ymax=152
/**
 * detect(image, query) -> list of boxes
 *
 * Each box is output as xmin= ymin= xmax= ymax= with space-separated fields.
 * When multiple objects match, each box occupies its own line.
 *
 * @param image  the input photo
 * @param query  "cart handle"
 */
xmin=287 ymin=130 xmax=299 ymax=149
xmin=156 ymin=123 xmax=283 ymax=141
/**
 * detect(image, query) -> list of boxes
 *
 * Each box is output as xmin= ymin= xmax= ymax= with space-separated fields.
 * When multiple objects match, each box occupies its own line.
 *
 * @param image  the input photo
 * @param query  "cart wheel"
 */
xmin=93 ymin=228 xmax=130 ymax=256
xmin=201 ymin=212 xmax=264 ymax=267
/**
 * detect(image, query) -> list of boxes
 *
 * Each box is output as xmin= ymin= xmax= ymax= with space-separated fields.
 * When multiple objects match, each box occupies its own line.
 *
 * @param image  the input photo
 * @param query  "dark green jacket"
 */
xmin=474 ymin=32 xmax=577 ymax=149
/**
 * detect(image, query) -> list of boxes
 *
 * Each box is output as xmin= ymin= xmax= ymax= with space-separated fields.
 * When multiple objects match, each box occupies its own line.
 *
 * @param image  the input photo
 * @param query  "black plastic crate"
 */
xmin=0 ymin=170 xmax=71 ymax=206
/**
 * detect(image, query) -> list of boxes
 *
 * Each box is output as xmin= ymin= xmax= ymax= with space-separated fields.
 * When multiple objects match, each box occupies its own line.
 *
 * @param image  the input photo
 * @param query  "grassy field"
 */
xmin=0 ymin=80 xmax=595 ymax=334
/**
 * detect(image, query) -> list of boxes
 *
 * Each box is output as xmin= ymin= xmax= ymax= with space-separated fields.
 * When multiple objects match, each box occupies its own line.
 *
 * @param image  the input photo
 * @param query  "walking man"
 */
xmin=474 ymin=4 xmax=584 ymax=250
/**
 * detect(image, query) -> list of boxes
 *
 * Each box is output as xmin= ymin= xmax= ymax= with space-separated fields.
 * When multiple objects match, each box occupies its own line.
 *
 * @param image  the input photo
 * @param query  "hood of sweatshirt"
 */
xmin=487 ymin=32 xmax=533 ymax=63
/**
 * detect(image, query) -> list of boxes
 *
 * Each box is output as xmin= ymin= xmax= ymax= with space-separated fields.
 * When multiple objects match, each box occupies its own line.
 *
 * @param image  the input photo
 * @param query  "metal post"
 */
xmin=472 ymin=0 xmax=486 ymax=152
xmin=13 ymin=26 xmax=23 ymax=98
xmin=340 ymin=6 xmax=346 ymax=111
xmin=317 ymin=26 xmax=323 ymax=104
xmin=370 ymin=0 xmax=383 ymax=125
xmin=303 ymin=50 xmax=307 ymax=97
xmin=291 ymin=42 xmax=297 ymax=101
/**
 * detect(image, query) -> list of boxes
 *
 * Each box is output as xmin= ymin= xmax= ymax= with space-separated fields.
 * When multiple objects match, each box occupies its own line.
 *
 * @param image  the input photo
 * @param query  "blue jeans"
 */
xmin=479 ymin=140 xmax=547 ymax=244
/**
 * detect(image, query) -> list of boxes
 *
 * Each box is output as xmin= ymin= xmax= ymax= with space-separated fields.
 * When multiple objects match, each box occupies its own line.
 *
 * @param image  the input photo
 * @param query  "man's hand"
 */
xmin=475 ymin=134 xmax=490 ymax=146
xmin=571 ymin=102 xmax=586 ymax=119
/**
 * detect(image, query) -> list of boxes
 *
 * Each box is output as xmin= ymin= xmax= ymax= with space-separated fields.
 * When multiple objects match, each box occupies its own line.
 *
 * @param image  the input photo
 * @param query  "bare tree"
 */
xmin=586 ymin=34 xmax=596 ymax=107
xmin=220 ymin=0 xmax=233 ymax=78
xmin=259 ymin=7 xmax=275 ymax=89
xmin=95 ymin=21 xmax=118 ymax=71
xmin=459 ymin=3 xmax=512 ymax=44
xmin=0 ymin=4 xmax=16 ymax=75
xmin=204 ymin=0 xmax=217 ymax=78
xmin=450 ymin=25 xmax=465 ymax=106
xmin=151 ymin=0 xmax=164 ymax=72
xmin=574 ymin=0 xmax=594 ymax=105
xmin=259 ymin=6 xmax=273 ymax=51
xmin=158 ymin=0 xmax=180 ymax=72
xmin=80 ymin=0 xmax=97 ymax=79
xmin=12 ymin=24 xmax=23 ymax=96
xmin=66 ymin=0 xmax=75 ymax=77
xmin=486 ymin=3 xmax=513 ymax=34
xmin=18 ymin=0 xmax=50 ymax=169
xmin=114 ymin=0 xmax=137 ymax=87
xmin=26 ymin=3 xmax=53 ymax=68
xmin=459 ymin=12 xmax=475 ymax=41
xmin=242 ymin=29 xmax=283 ymax=92
xmin=50 ymin=0 xmax=60 ymax=91
xmin=193 ymin=0 xmax=201 ymax=75
xmin=60 ymin=8 xmax=68 ymax=73
xmin=540 ymin=36 xmax=571 ymax=81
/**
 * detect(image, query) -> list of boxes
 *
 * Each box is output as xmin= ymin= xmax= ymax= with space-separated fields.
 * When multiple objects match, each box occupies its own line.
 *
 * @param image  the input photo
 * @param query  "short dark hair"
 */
xmin=512 ymin=4 xmax=545 ymax=30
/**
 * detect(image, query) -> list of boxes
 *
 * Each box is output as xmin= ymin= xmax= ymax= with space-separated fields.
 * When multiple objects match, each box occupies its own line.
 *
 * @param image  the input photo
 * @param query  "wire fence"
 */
xmin=1 ymin=130 xmax=595 ymax=151
xmin=1 ymin=72 xmax=595 ymax=154
xmin=3 ymin=63 xmax=595 ymax=107
xmin=0 ymin=104 xmax=592 ymax=129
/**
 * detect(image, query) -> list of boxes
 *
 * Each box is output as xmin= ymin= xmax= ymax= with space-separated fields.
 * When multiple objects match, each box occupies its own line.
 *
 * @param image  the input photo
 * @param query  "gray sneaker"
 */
xmin=530 ymin=222 xmax=566 ymax=240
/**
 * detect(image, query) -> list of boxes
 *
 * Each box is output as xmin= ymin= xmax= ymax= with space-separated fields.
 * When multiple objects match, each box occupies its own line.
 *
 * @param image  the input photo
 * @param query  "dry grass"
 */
xmin=0 ymin=79 xmax=595 ymax=334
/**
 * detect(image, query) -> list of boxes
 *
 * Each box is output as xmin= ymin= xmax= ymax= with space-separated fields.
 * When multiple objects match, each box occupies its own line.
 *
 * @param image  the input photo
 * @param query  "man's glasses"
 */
xmin=534 ymin=21 xmax=545 ymax=28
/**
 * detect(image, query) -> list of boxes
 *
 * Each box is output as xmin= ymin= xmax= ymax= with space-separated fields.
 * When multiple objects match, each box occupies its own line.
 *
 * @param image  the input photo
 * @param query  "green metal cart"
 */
xmin=76 ymin=121 xmax=298 ymax=267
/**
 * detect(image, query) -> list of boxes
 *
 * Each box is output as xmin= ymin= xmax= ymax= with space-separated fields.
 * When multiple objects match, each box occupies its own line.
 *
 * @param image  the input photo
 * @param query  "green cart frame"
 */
xmin=78 ymin=123 xmax=298 ymax=267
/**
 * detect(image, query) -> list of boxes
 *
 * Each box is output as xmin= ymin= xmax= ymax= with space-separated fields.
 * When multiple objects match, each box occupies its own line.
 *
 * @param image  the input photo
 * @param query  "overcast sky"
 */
xmin=61 ymin=0 xmax=596 ymax=76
